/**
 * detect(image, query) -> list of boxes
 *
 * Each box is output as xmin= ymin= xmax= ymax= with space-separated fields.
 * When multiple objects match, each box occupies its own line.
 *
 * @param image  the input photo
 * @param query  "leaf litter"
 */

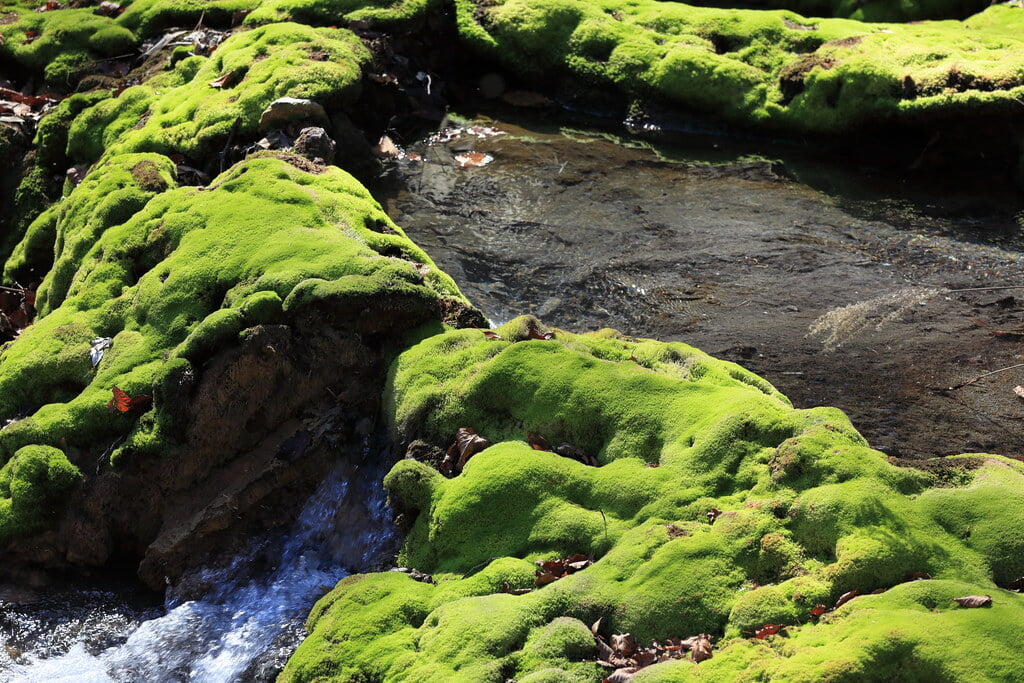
xmin=591 ymin=619 xmax=713 ymax=681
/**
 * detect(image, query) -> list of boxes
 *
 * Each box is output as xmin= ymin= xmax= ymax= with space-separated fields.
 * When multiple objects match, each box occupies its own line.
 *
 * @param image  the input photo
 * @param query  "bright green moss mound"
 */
xmin=285 ymin=318 xmax=1024 ymax=681
xmin=710 ymin=0 xmax=987 ymax=23
xmin=0 ymin=445 xmax=81 ymax=544
xmin=0 ymin=155 xmax=465 ymax=467
xmin=456 ymin=0 xmax=1024 ymax=133
xmin=65 ymin=22 xmax=368 ymax=164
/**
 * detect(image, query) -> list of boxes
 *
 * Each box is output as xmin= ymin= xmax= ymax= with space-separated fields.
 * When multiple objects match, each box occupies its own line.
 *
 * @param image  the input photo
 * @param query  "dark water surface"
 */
xmin=376 ymin=113 xmax=1024 ymax=459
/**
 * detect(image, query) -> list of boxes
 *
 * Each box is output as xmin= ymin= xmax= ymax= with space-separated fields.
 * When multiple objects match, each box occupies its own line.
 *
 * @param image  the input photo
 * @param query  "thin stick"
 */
xmin=948 ymin=363 xmax=1024 ymax=391
xmin=946 ymin=286 xmax=1024 ymax=293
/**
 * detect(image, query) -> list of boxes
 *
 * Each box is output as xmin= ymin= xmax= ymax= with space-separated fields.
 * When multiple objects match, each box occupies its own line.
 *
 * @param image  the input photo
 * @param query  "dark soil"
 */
xmin=376 ymin=115 xmax=1024 ymax=460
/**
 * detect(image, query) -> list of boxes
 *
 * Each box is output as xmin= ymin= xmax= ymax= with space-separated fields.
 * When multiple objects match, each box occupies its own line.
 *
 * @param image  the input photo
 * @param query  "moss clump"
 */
xmin=456 ymin=0 xmax=1024 ymax=134
xmin=0 ymin=445 xmax=81 ymax=543
xmin=286 ymin=318 xmax=1024 ymax=681
xmin=0 ymin=155 xmax=466 ymax=466
xmin=65 ymin=22 xmax=369 ymax=165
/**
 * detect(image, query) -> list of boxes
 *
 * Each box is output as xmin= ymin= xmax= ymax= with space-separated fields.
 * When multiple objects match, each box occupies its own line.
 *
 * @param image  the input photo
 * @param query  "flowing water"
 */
xmin=0 ymin=440 xmax=397 ymax=682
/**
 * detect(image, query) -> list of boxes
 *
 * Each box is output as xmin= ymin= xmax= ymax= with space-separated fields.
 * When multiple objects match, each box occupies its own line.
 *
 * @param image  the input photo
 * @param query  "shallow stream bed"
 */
xmin=378 ymin=112 xmax=1024 ymax=460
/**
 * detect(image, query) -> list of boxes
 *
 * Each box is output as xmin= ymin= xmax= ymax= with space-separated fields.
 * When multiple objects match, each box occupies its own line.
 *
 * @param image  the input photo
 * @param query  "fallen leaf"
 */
xmin=480 ymin=329 xmax=502 ymax=340
xmin=94 ymin=1 xmax=119 ymax=16
xmin=1003 ymin=577 xmax=1024 ymax=592
xmin=373 ymin=134 xmax=401 ymax=159
xmin=1014 ymin=386 xmax=1024 ymax=399
xmin=754 ymin=624 xmax=785 ymax=639
xmin=535 ymin=571 xmax=560 ymax=586
xmin=526 ymin=324 xmax=554 ymax=340
xmin=905 ymin=572 xmax=932 ymax=581
xmin=528 ymin=431 xmax=551 ymax=451
xmin=952 ymin=595 xmax=992 ymax=608
xmin=555 ymin=442 xmax=597 ymax=466
xmin=810 ymin=604 xmax=828 ymax=617
xmin=454 ymin=151 xmax=493 ymax=168
xmin=604 ymin=667 xmax=638 ymax=683
xmin=107 ymin=386 xmax=152 ymax=414
xmin=832 ymin=589 xmax=860 ymax=610
xmin=441 ymin=427 xmax=490 ymax=475
xmin=690 ymin=634 xmax=713 ymax=662
xmin=466 ymin=125 xmax=505 ymax=138
xmin=209 ymin=69 xmax=242 ymax=89
xmin=706 ymin=508 xmax=722 ymax=524
xmin=610 ymin=633 xmax=637 ymax=658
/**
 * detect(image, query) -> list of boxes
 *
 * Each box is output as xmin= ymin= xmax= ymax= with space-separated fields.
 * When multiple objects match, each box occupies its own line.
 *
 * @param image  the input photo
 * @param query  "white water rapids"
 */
xmin=0 ymin=444 xmax=397 ymax=682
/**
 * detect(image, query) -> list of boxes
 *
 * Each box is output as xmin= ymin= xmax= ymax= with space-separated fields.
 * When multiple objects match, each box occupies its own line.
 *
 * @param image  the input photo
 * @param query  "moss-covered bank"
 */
xmin=456 ymin=0 xmax=1024 ymax=135
xmin=0 ymin=19 xmax=480 ymax=584
xmin=284 ymin=317 xmax=1024 ymax=681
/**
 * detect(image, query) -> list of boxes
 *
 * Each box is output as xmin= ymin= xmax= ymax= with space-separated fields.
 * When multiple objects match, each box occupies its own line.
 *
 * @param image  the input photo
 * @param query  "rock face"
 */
xmin=284 ymin=316 xmax=1024 ymax=681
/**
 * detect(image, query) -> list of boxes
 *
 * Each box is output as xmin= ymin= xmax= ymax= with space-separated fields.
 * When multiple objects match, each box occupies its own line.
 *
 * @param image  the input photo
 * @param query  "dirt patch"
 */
xmin=779 ymin=54 xmax=835 ymax=105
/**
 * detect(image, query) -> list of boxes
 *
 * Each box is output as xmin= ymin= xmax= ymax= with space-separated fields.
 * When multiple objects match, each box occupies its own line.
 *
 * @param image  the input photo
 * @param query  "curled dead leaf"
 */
xmin=610 ymin=633 xmax=637 ymax=659
xmin=1014 ymin=385 xmax=1024 ymax=399
xmin=528 ymin=431 xmax=551 ymax=451
xmin=754 ymin=624 xmax=785 ymax=639
xmin=832 ymin=589 xmax=860 ymax=610
xmin=706 ymin=508 xmax=722 ymax=524
xmin=809 ymin=603 xmax=827 ymax=617
xmin=440 ymin=427 xmax=490 ymax=476
xmin=603 ymin=667 xmax=638 ymax=683
xmin=952 ymin=595 xmax=992 ymax=608
xmin=690 ymin=634 xmax=713 ymax=662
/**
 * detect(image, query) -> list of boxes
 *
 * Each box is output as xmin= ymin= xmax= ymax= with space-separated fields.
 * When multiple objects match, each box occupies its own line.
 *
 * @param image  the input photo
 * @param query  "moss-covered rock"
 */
xmin=284 ymin=318 xmax=1024 ymax=681
xmin=456 ymin=0 xmax=1024 ymax=134
xmin=0 ymin=445 xmax=81 ymax=544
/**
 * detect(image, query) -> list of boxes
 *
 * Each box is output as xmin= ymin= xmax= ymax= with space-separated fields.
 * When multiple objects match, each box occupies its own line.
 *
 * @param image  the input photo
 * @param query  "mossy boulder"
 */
xmin=0 ymin=445 xmax=81 ymax=544
xmin=456 ymin=0 xmax=1024 ymax=134
xmin=284 ymin=317 xmax=1024 ymax=681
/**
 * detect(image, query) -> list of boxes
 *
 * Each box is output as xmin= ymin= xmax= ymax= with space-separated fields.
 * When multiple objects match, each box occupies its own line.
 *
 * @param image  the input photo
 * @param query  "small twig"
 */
xmin=948 ymin=363 xmax=1024 ymax=391
xmin=946 ymin=286 xmax=1024 ymax=293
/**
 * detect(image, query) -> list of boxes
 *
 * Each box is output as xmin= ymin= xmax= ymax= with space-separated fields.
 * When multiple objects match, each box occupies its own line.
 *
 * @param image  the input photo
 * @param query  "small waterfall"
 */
xmin=1 ymin=438 xmax=398 ymax=682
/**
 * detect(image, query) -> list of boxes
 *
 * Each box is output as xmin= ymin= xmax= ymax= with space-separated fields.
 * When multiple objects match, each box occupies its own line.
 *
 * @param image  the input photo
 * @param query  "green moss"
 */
xmin=455 ymin=0 xmax=1024 ymax=133
xmin=0 ymin=445 xmax=81 ymax=543
xmin=288 ymin=319 xmax=1024 ymax=681
xmin=66 ymin=23 xmax=369 ymax=165
xmin=0 ymin=156 xmax=467 ymax=465
xmin=88 ymin=25 xmax=136 ymax=56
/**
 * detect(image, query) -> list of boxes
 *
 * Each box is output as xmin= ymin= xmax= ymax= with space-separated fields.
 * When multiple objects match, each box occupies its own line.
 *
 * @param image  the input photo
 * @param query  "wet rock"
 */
xmin=292 ymin=127 xmax=336 ymax=165
xmin=258 ymin=98 xmax=328 ymax=132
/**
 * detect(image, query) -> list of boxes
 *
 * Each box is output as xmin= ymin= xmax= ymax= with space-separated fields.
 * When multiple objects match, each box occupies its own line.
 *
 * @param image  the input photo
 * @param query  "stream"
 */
xmin=0 ymin=439 xmax=397 ymax=682
xmin=2 ymin=112 xmax=1023 ymax=681
xmin=377 ymin=111 xmax=1024 ymax=460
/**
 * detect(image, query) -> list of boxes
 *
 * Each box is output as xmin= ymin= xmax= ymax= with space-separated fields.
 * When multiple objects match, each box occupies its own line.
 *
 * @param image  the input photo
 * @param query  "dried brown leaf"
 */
xmin=952 ymin=595 xmax=992 ymax=608
xmin=832 ymin=589 xmax=860 ymax=610
xmin=690 ymin=634 xmax=713 ymax=663
xmin=603 ymin=667 xmax=638 ymax=683
xmin=610 ymin=633 xmax=637 ymax=658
